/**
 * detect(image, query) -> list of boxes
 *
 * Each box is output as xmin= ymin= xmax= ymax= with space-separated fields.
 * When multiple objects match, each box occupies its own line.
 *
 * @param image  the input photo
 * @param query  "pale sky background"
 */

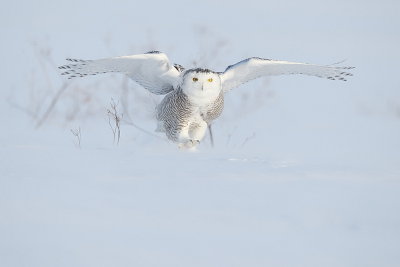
xmin=1 ymin=0 xmax=399 ymax=165
xmin=1 ymin=1 xmax=400 ymax=266
xmin=1 ymin=0 xmax=399 ymax=111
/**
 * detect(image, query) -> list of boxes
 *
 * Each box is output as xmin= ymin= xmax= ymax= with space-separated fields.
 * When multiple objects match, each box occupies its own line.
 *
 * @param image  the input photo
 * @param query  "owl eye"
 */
xmin=192 ymin=77 xmax=198 ymax=82
xmin=208 ymin=78 xmax=213 ymax=82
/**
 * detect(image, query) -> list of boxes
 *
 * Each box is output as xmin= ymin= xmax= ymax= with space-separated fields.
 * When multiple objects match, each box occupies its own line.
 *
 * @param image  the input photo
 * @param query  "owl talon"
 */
xmin=178 ymin=139 xmax=200 ymax=150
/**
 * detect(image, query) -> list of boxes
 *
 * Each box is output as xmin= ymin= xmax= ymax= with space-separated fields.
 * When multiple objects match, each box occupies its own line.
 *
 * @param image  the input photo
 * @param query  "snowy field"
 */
xmin=1 ymin=0 xmax=400 ymax=266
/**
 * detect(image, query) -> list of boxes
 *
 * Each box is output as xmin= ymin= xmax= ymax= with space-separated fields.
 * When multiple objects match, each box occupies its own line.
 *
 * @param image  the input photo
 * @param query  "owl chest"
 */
xmin=193 ymin=93 xmax=224 ymax=123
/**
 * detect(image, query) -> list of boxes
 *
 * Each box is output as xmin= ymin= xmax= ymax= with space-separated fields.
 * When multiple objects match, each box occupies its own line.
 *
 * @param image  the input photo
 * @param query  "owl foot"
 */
xmin=178 ymin=139 xmax=200 ymax=151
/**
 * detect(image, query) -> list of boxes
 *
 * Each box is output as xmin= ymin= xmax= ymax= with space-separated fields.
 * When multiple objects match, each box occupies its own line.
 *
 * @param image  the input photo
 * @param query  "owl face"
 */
xmin=181 ymin=69 xmax=221 ymax=104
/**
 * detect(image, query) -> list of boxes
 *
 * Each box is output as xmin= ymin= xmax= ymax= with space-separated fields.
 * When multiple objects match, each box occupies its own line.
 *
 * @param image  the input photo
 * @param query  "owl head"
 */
xmin=181 ymin=68 xmax=222 ymax=103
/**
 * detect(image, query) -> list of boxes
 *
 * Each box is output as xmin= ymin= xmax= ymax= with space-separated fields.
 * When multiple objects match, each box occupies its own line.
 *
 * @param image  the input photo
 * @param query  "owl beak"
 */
xmin=201 ymin=84 xmax=204 ymax=91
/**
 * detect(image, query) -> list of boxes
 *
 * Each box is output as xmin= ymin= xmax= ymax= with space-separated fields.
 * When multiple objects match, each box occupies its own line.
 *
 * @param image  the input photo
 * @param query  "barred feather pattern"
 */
xmin=58 ymin=53 xmax=181 ymax=95
xmin=156 ymin=88 xmax=224 ymax=142
xmin=200 ymin=91 xmax=224 ymax=124
xmin=221 ymin=57 xmax=354 ymax=92
xmin=156 ymin=88 xmax=194 ymax=142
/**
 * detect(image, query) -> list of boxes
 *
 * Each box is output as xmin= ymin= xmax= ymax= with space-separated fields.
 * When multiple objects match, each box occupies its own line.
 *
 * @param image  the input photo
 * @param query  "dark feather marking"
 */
xmin=225 ymin=57 xmax=272 ymax=72
xmin=146 ymin=50 xmax=162 ymax=54
xmin=183 ymin=68 xmax=216 ymax=78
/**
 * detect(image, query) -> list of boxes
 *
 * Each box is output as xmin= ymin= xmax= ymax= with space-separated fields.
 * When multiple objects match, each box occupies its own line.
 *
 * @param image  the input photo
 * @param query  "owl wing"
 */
xmin=58 ymin=51 xmax=182 ymax=95
xmin=220 ymin=57 xmax=354 ymax=93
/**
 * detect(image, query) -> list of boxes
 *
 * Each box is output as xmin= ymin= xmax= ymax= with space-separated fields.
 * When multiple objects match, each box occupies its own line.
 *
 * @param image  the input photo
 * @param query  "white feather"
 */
xmin=220 ymin=57 xmax=354 ymax=92
xmin=58 ymin=51 xmax=181 ymax=95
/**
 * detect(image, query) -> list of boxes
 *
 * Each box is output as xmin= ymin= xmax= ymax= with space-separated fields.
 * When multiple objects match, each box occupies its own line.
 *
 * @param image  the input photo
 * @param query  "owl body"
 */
xmin=156 ymin=69 xmax=224 ymax=147
xmin=59 ymin=51 xmax=353 ymax=149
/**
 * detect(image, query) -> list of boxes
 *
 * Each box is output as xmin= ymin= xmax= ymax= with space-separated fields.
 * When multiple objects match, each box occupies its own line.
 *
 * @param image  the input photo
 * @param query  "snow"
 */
xmin=1 ymin=0 xmax=400 ymax=266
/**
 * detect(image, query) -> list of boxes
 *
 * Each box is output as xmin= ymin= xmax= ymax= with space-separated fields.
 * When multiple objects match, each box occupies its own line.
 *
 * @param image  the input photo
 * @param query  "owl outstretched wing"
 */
xmin=220 ymin=57 xmax=354 ymax=93
xmin=58 ymin=51 xmax=182 ymax=95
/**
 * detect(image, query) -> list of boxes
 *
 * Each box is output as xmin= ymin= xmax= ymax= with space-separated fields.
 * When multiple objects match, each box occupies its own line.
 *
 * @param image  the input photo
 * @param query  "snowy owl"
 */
xmin=59 ymin=51 xmax=353 ymax=149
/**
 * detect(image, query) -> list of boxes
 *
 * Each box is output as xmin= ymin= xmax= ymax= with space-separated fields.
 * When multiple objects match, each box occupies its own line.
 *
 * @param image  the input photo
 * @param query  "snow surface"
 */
xmin=1 ymin=0 xmax=400 ymax=266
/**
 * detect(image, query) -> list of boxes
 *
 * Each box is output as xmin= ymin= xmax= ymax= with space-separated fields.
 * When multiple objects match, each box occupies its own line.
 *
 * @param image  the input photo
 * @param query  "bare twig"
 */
xmin=107 ymin=98 xmax=123 ymax=144
xmin=122 ymin=118 xmax=168 ymax=142
xmin=208 ymin=124 xmax=214 ymax=148
xmin=241 ymin=132 xmax=256 ymax=148
xmin=71 ymin=127 xmax=82 ymax=148
xmin=225 ymin=126 xmax=238 ymax=148
xmin=36 ymin=82 xmax=70 ymax=128
xmin=7 ymin=98 xmax=38 ymax=119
